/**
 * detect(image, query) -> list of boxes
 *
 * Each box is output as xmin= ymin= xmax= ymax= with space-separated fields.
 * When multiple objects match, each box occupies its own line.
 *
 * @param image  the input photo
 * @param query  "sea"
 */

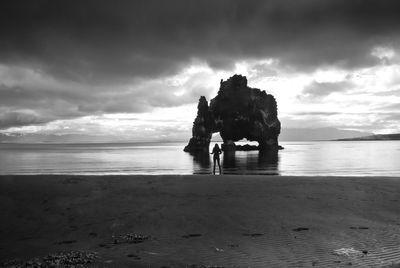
xmin=0 ymin=141 xmax=399 ymax=176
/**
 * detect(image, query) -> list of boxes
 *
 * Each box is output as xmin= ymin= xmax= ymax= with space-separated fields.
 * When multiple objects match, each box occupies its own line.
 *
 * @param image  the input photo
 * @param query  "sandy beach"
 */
xmin=1 ymin=175 xmax=400 ymax=267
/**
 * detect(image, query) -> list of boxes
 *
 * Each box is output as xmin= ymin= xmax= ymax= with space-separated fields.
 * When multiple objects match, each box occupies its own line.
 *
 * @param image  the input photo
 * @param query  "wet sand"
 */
xmin=1 ymin=175 xmax=400 ymax=267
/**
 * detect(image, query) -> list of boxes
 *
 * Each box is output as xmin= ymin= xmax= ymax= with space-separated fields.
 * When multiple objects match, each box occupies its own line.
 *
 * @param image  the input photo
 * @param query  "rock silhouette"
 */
xmin=183 ymin=96 xmax=212 ymax=152
xmin=184 ymin=74 xmax=281 ymax=152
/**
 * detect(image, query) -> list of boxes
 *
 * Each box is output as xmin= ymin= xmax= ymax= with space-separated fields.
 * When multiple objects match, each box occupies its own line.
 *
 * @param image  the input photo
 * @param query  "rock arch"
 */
xmin=184 ymin=74 xmax=281 ymax=152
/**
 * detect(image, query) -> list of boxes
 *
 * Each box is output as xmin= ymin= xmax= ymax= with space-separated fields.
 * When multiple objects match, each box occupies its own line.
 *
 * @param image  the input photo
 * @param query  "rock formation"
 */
xmin=184 ymin=74 xmax=281 ymax=152
xmin=183 ymin=96 xmax=212 ymax=152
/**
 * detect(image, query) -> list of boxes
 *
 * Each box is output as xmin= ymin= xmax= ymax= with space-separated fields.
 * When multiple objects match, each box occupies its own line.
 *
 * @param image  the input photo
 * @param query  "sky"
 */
xmin=1 ymin=0 xmax=400 ymax=142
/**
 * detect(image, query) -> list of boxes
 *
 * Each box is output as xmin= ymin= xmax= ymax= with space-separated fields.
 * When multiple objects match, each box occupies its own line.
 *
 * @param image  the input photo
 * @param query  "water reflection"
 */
xmin=190 ymin=151 xmax=211 ymax=174
xmin=191 ymin=149 xmax=279 ymax=175
xmin=2 ymin=141 xmax=400 ymax=176
xmin=222 ymin=150 xmax=236 ymax=167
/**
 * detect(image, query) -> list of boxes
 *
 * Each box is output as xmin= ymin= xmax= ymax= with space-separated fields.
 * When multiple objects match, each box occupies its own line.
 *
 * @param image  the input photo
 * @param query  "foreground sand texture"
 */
xmin=1 ymin=175 xmax=400 ymax=267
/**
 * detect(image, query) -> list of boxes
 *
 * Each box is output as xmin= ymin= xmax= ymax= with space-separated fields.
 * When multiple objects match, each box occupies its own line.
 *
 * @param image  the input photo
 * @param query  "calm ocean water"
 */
xmin=0 ymin=141 xmax=399 ymax=176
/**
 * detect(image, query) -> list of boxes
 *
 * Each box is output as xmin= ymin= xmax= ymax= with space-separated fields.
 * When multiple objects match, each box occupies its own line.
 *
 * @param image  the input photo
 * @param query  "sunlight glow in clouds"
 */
xmin=371 ymin=46 xmax=395 ymax=61
xmin=2 ymin=54 xmax=400 ymax=140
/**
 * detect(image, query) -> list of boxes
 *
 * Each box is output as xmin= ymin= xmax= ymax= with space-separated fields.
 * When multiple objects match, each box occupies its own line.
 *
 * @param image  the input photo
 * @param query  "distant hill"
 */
xmin=279 ymin=127 xmax=374 ymax=141
xmin=0 ymin=133 xmax=140 ymax=143
xmin=337 ymin=133 xmax=400 ymax=141
xmin=1 ymin=127 xmax=376 ymax=143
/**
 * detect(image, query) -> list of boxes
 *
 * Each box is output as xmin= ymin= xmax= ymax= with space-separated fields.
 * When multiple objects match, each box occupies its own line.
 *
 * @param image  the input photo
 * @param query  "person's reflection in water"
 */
xmin=211 ymin=144 xmax=222 ymax=175
xmin=190 ymin=145 xmax=279 ymax=175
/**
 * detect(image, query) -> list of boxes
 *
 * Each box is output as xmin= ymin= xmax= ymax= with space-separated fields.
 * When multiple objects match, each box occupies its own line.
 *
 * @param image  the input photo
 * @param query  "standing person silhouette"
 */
xmin=211 ymin=144 xmax=222 ymax=175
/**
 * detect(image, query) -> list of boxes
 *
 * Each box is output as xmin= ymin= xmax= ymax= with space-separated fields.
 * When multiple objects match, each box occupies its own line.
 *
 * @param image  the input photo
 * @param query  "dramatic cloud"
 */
xmin=0 ymin=111 xmax=47 ymax=129
xmin=302 ymin=80 xmax=353 ymax=97
xmin=2 ymin=0 xmax=400 ymax=81
xmin=0 ymin=64 xmax=219 ymax=128
xmin=1 ymin=0 xmax=400 ymax=137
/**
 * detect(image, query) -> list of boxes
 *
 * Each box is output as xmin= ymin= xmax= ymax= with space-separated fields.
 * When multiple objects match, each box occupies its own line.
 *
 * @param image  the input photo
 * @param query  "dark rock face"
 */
xmin=183 ymin=96 xmax=212 ymax=152
xmin=184 ymin=74 xmax=281 ymax=152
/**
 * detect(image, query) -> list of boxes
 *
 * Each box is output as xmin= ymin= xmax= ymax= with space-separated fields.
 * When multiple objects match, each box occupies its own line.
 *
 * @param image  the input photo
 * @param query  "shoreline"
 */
xmin=3 ymin=174 xmax=400 ymax=177
xmin=2 ymin=175 xmax=400 ymax=267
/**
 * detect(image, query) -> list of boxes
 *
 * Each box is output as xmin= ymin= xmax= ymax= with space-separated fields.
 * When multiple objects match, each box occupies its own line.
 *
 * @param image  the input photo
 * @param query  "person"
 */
xmin=211 ymin=144 xmax=222 ymax=175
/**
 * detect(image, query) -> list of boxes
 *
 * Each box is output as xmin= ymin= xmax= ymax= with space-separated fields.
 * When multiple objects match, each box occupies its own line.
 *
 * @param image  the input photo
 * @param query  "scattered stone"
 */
xmin=110 ymin=233 xmax=151 ymax=245
xmin=121 ymin=233 xmax=150 ymax=244
xmin=215 ymin=247 xmax=224 ymax=252
xmin=362 ymin=250 xmax=368 ymax=255
xmin=98 ymin=233 xmax=151 ymax=248
xmin=292 ymin=227 xmax=309 ymax=232
xmin=1 ymin=251 xmax=98 ymax=268
xmin=1 ymin=259 xmax=20 ymax=267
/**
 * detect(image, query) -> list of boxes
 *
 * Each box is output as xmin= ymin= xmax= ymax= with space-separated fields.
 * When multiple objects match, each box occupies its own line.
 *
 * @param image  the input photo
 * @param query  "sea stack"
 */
xmin=184 ymin=74 xmax=281 ymax=152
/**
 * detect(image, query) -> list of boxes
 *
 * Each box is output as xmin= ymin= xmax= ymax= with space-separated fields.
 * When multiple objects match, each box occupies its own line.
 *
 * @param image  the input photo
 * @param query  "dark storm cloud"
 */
xmin=1 ymin=0 xmax=400 ymax=82
xmin=2 ymin=0 xmax=400 ymax=130
xmin=0 ymin=84 xmax=86 ymax=128
xmin=0 ymin=111 xmax=47 ymax=129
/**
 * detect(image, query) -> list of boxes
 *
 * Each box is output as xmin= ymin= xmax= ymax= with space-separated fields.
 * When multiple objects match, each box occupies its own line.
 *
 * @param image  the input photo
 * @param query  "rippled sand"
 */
xmin=1 ymin=175 xmax=400 ymax=267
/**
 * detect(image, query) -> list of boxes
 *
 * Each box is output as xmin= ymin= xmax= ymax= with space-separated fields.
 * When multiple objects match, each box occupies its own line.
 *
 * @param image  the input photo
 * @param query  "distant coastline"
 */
xmin=0 ymin=127 xmax=374 ymax=143
xmin=336 ymin=133 xmax=400 ymax=141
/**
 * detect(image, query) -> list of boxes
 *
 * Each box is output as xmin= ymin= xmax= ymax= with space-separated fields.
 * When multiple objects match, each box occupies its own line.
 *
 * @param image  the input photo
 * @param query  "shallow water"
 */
xmin=0 ymin=141 xmax=399 ymax=176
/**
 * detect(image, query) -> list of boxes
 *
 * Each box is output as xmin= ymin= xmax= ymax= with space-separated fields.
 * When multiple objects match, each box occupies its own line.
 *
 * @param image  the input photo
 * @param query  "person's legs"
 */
xmin=217 ymin=158 xmax=221 ymax=174
xmin=213 ymin=158 xmax=216 ymax=174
